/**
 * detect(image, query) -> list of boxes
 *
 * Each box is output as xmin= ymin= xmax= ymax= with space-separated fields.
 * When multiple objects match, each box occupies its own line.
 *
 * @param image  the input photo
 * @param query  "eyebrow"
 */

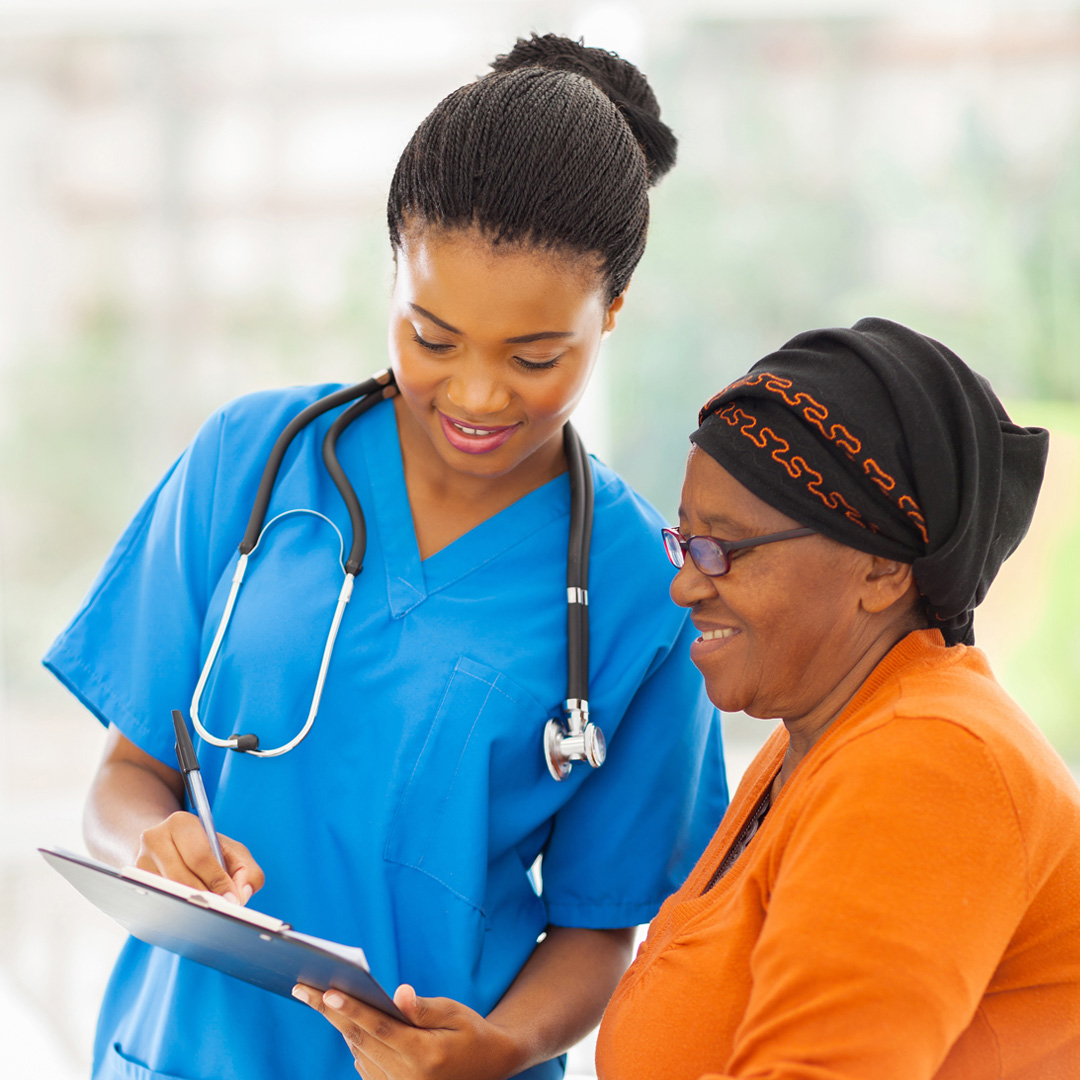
xmin=504 ymin=330 xmax=575 ymax=344
xmin=409 ymin=304 xmax=574 ymax=345
xmin=410 ymin=304 xmax=460 ymax=334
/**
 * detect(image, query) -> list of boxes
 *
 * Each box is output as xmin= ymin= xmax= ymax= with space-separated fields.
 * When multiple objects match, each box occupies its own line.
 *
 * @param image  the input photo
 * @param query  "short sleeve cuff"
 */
xmin=544 ymin=896 xmax=664 ymax=929
xmin=42 ymin=649 xmax=173 ymax=766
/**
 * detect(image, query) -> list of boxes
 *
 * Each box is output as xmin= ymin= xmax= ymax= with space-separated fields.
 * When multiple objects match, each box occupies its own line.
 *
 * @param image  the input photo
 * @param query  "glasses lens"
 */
xmin=662 ymin=530 xmax=685 ymax=568
xmin=687 ymin=536 xmax=730 ymax=576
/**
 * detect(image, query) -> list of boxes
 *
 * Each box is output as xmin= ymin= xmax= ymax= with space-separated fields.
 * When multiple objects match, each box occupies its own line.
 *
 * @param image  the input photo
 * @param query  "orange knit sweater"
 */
xmin=596 ymin=630 xmax=1080 ymax=1080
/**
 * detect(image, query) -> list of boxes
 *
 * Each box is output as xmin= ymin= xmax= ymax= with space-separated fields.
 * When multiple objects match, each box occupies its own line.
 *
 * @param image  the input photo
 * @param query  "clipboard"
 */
xmin=40 ymin=846 xmax=409 ymax=1022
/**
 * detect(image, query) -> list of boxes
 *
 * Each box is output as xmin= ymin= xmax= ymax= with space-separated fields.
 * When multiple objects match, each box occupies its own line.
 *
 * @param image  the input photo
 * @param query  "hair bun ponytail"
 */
xmin=490 ymin=32 xmax=677 ymax=185
xmin=391 ymin=31 xmax=669 ymax=299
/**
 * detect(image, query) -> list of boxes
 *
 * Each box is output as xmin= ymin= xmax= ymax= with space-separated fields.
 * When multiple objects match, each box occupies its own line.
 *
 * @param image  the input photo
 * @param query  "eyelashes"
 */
xmin=513 ymin=355 xmax=562 ymax=371
xmin=412 ymin=332 xmax=453 ymax=354
xmin=411 ymin=332 xmax=563 ymax=371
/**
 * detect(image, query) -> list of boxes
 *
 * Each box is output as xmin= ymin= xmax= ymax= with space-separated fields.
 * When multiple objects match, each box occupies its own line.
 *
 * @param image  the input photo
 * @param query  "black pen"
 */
xmin=172 ymin=709 xmax=227 ymax=871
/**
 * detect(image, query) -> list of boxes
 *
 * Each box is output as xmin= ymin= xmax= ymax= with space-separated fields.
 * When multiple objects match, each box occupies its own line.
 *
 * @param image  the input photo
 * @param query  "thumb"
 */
xmin=392 ymin=985 xmax=457 ymax=1029
xmin=201 ymin=860 xmax=240 ymax=900
xmin=393 ymin=983 xmax=420 ymax=1020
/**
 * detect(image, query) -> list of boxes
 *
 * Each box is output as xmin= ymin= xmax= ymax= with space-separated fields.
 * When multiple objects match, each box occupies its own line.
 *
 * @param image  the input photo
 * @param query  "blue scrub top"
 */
xmin=45 ymin=386 xmax=728 ymax=1080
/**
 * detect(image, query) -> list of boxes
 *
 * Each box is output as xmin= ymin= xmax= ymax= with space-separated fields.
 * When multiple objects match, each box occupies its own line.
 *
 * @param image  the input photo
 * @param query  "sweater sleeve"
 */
xmin=703 ymin=716 xmax=1029 ymax=1080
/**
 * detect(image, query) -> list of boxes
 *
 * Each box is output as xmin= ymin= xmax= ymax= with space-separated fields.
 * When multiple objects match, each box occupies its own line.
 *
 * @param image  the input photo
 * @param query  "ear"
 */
xmin=601 ymin=288 xmax=627 ymax=336
xmin=860 ymin=556 xmax=917 ymax=616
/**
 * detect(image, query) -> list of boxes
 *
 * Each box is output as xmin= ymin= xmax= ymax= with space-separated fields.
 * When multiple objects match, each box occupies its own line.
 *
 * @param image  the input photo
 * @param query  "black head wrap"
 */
xmin=690 ymin=317 xmax=1049 ymax=646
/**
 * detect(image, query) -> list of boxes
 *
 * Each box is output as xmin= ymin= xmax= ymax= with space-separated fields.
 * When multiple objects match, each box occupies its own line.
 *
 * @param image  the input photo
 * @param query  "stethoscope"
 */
xmin=189 ymin=369 xmax=605 ymax=781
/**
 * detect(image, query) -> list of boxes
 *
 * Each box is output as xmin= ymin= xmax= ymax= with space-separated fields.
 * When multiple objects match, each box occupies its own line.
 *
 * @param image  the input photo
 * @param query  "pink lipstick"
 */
xmin=438 ymin=411 xmax=519 ymax=455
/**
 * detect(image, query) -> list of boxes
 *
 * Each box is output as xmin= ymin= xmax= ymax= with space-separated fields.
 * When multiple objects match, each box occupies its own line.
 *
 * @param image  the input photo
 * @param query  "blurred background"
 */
xmin=1 ymin=0 xmax=1079 ymax=1075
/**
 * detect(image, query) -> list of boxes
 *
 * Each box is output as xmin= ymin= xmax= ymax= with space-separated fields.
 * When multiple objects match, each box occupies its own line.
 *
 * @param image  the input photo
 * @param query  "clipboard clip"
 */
xmin=120 ymin=864 xmax=292 ymax=932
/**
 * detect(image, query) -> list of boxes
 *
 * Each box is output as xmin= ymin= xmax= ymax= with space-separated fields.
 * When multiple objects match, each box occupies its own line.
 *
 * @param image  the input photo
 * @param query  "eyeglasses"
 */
xmin=661 ymin=526 xmax=818 ymax=577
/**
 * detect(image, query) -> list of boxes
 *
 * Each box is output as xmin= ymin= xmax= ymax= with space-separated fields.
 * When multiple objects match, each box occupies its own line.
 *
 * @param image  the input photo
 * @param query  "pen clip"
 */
xmin=172 ymin=709 xmax=200 ymax=773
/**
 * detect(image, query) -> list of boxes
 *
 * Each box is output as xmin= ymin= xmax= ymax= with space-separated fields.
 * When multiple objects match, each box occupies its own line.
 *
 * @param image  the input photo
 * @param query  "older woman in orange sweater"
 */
xmin=596 ymin=317 xmax=1080 ymax=1079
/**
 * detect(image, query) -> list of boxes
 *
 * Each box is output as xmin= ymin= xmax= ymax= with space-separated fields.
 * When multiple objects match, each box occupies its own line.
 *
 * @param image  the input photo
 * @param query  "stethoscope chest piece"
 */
xmin=544 ymin=700 xmax=606 ymax=781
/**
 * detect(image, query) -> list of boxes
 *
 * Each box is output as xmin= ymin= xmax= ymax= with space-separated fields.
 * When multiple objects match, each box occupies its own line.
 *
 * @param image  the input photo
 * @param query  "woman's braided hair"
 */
xmin=387 ymin=33 xmax=677 ymax=302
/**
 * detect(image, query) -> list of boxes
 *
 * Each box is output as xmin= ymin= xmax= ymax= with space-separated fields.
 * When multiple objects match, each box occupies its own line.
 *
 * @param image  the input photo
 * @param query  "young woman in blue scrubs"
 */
xmin=45 ymin=34 xmax=728 ymax=1080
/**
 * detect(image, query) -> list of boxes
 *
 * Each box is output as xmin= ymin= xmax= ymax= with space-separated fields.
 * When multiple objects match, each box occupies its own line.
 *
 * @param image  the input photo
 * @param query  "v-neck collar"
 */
xmin=359 ymin=398 xmax=573 ymax=619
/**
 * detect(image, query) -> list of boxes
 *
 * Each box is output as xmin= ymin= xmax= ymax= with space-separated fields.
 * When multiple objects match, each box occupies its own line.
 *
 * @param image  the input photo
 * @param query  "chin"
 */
xmin=701 ymin=676 xmax=775 ymax=721
xmin=702 ymin=683 xmax=744 ymax=714
xmin=437 ymin=444 xmax=523 ymax=480
xmin=741 ymin=706 xmax=782 ymax=722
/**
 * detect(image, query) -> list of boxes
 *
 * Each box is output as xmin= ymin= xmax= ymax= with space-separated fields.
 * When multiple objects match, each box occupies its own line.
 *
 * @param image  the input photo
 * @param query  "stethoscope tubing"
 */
xmin=189 ymin=369 xmax=596 ymax=769
xmin=240 ymin=371 xmax=394 ymax=560
xmin=323 ymin=396 xmax=381 ymax=575
xmin=192 ymin=371 xmax=393 ymax=757
xmin=564 ymin=424 xmax=593 ymax=709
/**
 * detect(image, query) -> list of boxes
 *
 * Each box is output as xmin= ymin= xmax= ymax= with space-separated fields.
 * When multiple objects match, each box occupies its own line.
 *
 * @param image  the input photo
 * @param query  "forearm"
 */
xmin=85 ymin=759 xmax=182 ymax=866
xmin=84 ymin=727 xmax=183 ymax=868
xmin=488 ymin=925 xmax=635 ymax=1075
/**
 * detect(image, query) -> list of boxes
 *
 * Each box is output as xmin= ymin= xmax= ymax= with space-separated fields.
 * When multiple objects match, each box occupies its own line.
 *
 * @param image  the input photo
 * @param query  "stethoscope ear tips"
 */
xmin=230 ymin=733 xmax=261 ymax=753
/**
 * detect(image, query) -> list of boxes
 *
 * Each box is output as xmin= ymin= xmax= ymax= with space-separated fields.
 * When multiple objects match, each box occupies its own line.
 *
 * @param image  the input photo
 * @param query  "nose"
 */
xmin=669 ymin=558 xmax=718 ymax=609
xmin=445 ymin=357 xmax=512 ymax=418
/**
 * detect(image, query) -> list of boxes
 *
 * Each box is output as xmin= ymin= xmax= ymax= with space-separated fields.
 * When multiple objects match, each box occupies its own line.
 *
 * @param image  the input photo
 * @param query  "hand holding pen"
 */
xmin=172 ymin=708 xmax=227 ymax=867
xmin=125 ymin=712 xmax=265 ymax=905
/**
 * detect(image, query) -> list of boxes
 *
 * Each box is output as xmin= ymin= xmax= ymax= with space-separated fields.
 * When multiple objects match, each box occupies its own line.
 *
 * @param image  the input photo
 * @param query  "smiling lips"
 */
xmin=438 ymin=410 xmax=520 ymax=455
xmin=690 ymin=625 xmax=741 ymax=663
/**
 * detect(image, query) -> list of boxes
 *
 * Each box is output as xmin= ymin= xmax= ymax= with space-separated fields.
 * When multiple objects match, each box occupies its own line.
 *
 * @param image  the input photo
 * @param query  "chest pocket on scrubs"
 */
xmin=384 ymin=655 xmax=550 ymax=914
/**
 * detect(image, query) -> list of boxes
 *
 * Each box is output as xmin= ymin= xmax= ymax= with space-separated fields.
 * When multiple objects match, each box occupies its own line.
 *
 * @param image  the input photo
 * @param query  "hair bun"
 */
xmin=490 ymin=32 xmax=677 ymax=185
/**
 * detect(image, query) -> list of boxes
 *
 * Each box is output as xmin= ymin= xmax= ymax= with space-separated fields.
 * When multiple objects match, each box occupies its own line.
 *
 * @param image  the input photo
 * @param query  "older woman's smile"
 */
xmin=690 ymin=626 xmax=741 ymax=660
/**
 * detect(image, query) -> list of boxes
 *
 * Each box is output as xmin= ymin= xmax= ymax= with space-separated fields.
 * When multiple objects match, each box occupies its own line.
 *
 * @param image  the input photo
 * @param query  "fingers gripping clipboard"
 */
xmin=40 ymin=846 xmax=409 ymax=1023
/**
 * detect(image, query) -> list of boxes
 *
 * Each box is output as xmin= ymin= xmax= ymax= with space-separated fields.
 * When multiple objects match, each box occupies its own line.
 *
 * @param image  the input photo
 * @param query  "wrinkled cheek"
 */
xmin=696 ymin=644 xmax=754 ymax=715
xmin=746 ymin=632 xmax=815 ymax=720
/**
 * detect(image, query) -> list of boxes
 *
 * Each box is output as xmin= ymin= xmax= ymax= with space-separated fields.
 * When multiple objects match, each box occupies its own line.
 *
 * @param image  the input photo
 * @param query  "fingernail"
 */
xmin=241 ymin=883 xmax=253 ymax=903
xmin=292 ymin=987 xmax=308 ymax=1003
xmin=224 ymin=892 xmax=239 ymax=905
xmin=324 ymin=991 xmax=345 ymax=1009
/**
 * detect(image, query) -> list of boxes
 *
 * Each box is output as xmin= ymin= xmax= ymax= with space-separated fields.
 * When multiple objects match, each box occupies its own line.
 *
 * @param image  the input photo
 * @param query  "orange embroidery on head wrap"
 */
xmin=707 ymin=376 xmax=862 ymax=457
xmin=899 ymin=495 xmax=930 ymax=545
xmin=863 ymin=459 xmax=896 ymax=494
xmin=704 ymin=373 xmax=928 ymax=544
xmin=806 ymin=477 xmax=875 ymax=530
xmin=716 ymin=404 xmax=758 ymax=437
xmin=754 ymin=426 xmax=788 ymax=455
xmin=716 ymin=404 xmax=875 ymax=531
xmin=783 ymin=452 xmax=872 ymax=530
